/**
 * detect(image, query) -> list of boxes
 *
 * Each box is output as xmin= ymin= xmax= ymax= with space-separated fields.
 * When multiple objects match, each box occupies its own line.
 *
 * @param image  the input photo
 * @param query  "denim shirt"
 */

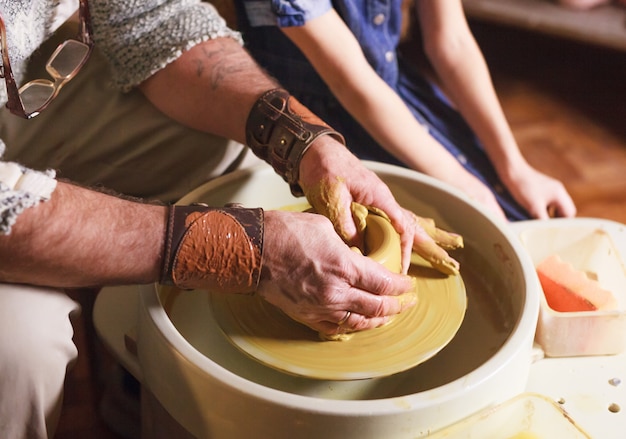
xmin=236 ymin=0 xmax=403 ymax=91
xmin=236 ymin=0 xmax=532 ymax=221
xmin=334 ymin=0 xmax=402 ymax=85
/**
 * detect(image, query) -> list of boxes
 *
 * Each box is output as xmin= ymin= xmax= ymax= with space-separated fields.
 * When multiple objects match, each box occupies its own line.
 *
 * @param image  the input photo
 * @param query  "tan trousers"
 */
xmin=0 ymin=26 xmax=264 ymax=438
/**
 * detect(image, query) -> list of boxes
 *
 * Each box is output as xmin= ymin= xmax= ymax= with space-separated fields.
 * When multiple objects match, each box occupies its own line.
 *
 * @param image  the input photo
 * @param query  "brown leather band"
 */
xmin=160 ymin=204 xmax=264 ymax=294
xmin=245 ymin=88 xmax=345 ymax=196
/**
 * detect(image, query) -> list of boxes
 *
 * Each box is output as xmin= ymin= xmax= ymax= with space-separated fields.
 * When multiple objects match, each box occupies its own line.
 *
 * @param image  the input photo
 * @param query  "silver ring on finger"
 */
xmin=337 ymin=311 xmax=351 ymax=327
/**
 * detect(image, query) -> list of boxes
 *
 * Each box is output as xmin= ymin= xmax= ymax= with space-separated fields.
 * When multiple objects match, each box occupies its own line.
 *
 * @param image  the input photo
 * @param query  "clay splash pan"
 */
xmin=210 ymin=252 xmax=467 ymax=381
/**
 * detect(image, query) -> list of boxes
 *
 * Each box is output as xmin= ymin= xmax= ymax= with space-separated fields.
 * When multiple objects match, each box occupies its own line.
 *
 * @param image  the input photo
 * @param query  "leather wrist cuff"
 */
xmin=245 ymin=88 xmax=345 ymax=197
xmin=160 ymin=204 xmax=264 ymax=294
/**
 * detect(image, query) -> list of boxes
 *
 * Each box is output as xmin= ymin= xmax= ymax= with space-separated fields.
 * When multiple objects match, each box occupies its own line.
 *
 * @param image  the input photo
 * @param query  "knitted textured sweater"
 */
xmin=0 ymin=0 xmax=242 ymax=234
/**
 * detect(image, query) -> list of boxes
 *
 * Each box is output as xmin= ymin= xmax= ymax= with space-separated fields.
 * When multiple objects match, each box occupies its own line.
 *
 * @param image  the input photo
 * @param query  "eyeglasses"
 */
xmin=0 ymin=0 xmax=93 ymax=119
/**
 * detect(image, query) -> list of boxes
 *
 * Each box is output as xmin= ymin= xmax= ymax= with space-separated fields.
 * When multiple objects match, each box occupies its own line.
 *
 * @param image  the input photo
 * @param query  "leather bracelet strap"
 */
xmin=246 ymin=88 xmax=345 ymax=197
xmin=160 ymin=204 xmax=264 ymax=294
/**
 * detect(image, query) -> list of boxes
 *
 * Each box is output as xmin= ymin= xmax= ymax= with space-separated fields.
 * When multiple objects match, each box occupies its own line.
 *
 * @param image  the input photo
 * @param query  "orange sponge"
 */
xmin=537 ymin=254 xmax=617 ymax=313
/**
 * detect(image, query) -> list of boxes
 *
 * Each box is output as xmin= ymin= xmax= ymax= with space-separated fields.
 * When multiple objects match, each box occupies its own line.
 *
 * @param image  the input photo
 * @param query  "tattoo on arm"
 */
xmin=195 ymin=39 xmax=273 ymax=91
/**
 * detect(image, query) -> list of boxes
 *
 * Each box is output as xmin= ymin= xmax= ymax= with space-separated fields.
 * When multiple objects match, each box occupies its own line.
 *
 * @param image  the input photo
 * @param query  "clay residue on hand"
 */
xmin=397 ymin=289 xmax=418 ymax=308
xmin=414 ymin=214 xmax=464 ymax=250
xmin=411 ymin=212 xmax=463 ymax=276
xmin=351 ymin=202 xmax=369 ymax=235
xmin=304 ymin=176 xmax=354 ymax=243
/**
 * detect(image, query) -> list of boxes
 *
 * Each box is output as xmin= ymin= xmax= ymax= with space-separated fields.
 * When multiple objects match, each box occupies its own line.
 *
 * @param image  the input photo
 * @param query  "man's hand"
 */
xmin=258 ymin=210 xmax=417 ymax=336
xmin=299 ymin=137 xmax=462 ymax=275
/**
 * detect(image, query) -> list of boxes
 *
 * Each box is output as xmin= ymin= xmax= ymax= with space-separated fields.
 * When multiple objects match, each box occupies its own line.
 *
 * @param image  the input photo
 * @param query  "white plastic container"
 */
xmin=429 ymin=393 xmax=592 ymax=438
xmin=513 ymin=218 xmax=626 ymax=357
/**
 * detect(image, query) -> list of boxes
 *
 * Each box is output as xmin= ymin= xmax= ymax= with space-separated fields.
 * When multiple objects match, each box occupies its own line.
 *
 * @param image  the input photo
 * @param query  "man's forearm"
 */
xmin=0 ymin=182 xmax=167 ymax=287
xmin=139 ymin=37 xmax=278 ymax=143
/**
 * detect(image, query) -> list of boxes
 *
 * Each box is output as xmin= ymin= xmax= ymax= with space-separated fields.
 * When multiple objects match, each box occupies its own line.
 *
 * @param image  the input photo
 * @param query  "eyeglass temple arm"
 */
xmin=78 ymin=0 xmax=94 ymax=46
xmin=0 ymin=16 xmax=27 ymax=118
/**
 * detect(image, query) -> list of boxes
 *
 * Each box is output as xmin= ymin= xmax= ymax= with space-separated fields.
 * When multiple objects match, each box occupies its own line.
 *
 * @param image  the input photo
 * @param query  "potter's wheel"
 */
xmin=210 ymin=252 xmax=467 ymax=380
xmin=106 ymin=164 xmax=540 ymax=439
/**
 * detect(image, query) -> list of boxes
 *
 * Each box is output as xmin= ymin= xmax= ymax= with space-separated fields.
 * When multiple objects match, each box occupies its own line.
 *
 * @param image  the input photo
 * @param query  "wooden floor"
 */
xmin=472 ymin=20 xmax=626 ymax=224
xmin=53 ymin=19 xmax=626 ymax=439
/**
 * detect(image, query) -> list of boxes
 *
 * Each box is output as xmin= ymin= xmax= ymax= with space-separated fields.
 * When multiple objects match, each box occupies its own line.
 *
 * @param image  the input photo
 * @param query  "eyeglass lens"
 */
xmin=19 ymin=39 xmax=90 ymax=115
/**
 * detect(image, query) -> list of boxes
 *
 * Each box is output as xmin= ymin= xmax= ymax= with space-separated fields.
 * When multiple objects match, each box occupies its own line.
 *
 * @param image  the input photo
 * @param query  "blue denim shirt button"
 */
xmin=385 ymin=51 xmax=394 ymax=62
xmin=373 ymin=13 xmax=385 ymax=25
